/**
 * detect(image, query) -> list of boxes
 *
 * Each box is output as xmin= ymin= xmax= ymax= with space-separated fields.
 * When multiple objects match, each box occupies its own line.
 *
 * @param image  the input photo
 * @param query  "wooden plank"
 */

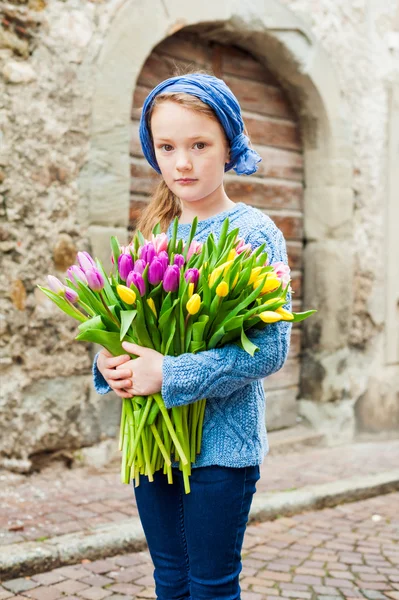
xmin=225 ymin=176 xmax=303 ymax=211
xmin=244 ymin=113 xmax=302 ymax=151
xmin=223 ymin=74 xmax=296 ymax=120
xmin=254 ymin=146 xmax=303 ymax=182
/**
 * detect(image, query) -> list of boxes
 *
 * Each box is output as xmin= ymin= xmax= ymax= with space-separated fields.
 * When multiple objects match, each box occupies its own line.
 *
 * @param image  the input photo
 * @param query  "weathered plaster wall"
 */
xmin=0 ymin=0 xmax=397 ymax=469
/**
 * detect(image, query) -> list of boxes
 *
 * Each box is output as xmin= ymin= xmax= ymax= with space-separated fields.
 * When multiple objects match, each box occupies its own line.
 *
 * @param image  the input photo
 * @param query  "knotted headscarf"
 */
xmin=139 ymin=73 xmax=262 ymax=176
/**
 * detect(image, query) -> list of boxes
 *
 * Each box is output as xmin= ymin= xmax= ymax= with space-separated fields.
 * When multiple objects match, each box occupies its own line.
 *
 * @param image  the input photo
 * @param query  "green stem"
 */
xmin=153 ymin=393 xmax=188 ymax=465
xmin=141 ymin=427 xmax=153 ymax=481
xmin=150 ymin=423 xmax=172 ymax=466
xmin=99 ymin=291 xmax=120 ymax=326
xmin=128 ymin=396 xmax=153 ymax=467
xmin=196 ymin=399 xmax=206 ymax=455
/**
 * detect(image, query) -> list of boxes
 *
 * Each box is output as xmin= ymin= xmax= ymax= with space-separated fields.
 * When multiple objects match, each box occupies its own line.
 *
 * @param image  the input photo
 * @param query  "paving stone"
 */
xmin=19 ymin=587 xmax=63 ymax=600
xmin=1 ymin=579 xmax=39 ymax=594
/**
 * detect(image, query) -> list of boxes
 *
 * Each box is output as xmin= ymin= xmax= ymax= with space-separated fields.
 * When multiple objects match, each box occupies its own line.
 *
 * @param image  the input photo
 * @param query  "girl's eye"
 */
xmin=159 ymin=142 xmax=207 ymax=151
xmin=194 ymin=142 xmax=207 ymax=150
xmin=160 ymin=144 xmax=173 ymax=152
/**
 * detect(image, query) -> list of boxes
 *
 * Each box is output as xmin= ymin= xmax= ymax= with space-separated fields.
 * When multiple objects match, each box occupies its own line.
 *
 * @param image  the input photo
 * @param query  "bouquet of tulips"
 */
xmin=38 ymin=217 xmax=315 ymax=493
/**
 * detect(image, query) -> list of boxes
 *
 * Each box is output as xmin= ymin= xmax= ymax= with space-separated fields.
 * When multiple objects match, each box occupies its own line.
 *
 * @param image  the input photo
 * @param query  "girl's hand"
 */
xmin=96 ymin=349 xmax=134 ymax=399
xmin=115 ymin=341 xmax=165 ymax=397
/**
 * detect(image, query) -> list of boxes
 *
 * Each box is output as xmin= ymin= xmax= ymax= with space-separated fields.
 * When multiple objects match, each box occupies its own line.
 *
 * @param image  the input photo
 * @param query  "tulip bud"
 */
xmin=188 ymin=282 xmax=194 ymax=298
xmin=259 ymin=311 xmax=283 ymax=323
xmin=227 ymin=249 xmax=237 ymax=261
xmin=151 ymin=232 xmax=168 ymax=254
xmin=85 ymin=268 xmax=105 ymax=292
xmin=77 ymin=251 xmax=96 ymax=273
xmin=67 ymin=265 xmax=87 ymax=286
xmin=184 ymin=268 xmax=199 ymax=287
xmin=65 ymin=286 xmax=78 ymax=303
xmin=126 ymin=271 xmax=145 ymax=296
xmin=118 ymin=254 xmax=134 ymax=281
xmin=254 ymin=274 xmax=280 ymax=295
xmin=158 ymin=250 xmax=170 ymax=272
xmin=148 ymin=258 xmax=165 ymax=286
xmin=275 ymin=307 xmax=294 ymax=321
xmin=174 ymin=253 xmax=185 ymax=269
xmin=163 ymin=265 xmax=180 ymax=293
xmin=147 ymin=298 xmax=157 ymax=317
xmin=248 ymin=267 xmax=263 ymax=286
xmin=187 ymin=240 xmax=202 ymax=261
xmin=47 ymin=275 xmax=65 ymax=295
xmin=133 ymin=259 xmax=146 ymax=274
xmin=117 ymin=284 xmax=136 ymax=305
xmin=139 ymin=243 xmax=156 ymax=264
xmin=216 ymin=281 xmax=229 ymax=297
xmin=186 ymin=293 xmax=201 ymax=315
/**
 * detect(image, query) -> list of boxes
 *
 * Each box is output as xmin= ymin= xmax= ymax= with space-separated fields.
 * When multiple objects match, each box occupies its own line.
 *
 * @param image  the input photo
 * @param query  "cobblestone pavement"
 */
xmin=0 ymin=492 xmax=398 ymax=599
xmin=1 ymin=439 xmax=398 ymax=547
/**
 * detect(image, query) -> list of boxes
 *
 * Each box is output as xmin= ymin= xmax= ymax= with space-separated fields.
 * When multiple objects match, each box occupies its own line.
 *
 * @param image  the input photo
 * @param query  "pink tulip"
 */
xmin=85 ymin=268 xmax=104 ymax=292
xmin=187 ymin=240 xmax=202 ymax=261
xmin=184 ymin=268 xmax=199 ymax=286
xmin=118 ymin=254 xmax=134 ymax=281
xmin=67 ymin=265 xmax=87 ymax=286
xmin=126 ymin=271 xmax=145 ymax=296
xmin=236 ymin=238 xmax=252 ymax=255
xmin=133 ymin=259 xmax=146 ymax=274
xmin=271 ymin=261 xmax=291 ymax=287
xmin=65 ymin=286 xmax=78 ymax=303
xmin=174 ymin=254 xmax=185 ymax=269
xmin=148 ymin=258 xmax=165 ymax=286
xmin=158 ymin=250 xmax=170 ymax=272
xmin=163 ymin=265 xmax=180 ymax=293
xmin=151 ymin=232 xmax=168 ymax=254
xmin=139 ymin=243 xmax=156 ymax=264
xmin=47 ymin=275 xmax=65 ymax=295
xmin=77 ymin=251 xmax=96 ymax=273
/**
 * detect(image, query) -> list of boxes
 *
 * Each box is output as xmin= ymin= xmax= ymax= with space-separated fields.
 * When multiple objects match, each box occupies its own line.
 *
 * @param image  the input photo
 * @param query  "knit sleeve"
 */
xmin=161 ymin=224 xmax=292 ymax=409
xmin=92 ymin=351 xmax=112 ymax=395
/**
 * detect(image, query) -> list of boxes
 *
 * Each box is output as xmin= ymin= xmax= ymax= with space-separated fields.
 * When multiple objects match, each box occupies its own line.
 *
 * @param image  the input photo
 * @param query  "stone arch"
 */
xmin=81 ymin=0 xmax=354 ymax=421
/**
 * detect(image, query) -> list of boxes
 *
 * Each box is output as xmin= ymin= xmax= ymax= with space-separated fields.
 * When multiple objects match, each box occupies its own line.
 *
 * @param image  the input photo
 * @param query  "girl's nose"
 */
xmin=175 ymin=152 xmax=192 ymax=170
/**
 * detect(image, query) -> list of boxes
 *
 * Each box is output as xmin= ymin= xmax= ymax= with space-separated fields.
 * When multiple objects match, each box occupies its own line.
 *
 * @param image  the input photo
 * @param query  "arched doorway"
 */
xmin=129 ymin=31 xmax=305 ymax=430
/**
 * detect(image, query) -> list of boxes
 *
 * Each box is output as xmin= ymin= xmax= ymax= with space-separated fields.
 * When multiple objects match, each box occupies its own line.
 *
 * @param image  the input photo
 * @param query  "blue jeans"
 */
xmin=133 ymin=464 xmax=261 ymax=600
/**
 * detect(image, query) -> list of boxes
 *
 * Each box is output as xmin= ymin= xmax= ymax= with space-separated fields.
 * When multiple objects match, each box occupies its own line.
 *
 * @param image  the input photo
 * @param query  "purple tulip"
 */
xmin=85 ymin=268 xmax=104 ymax=292
xmin=47 ymin=275 xmax=65 ymax=295
xmin=65 ymin=286 xmax=78 ymax=303
xmin=158 ymin=250 xmax=170 ymax=272
xmin=148 ymin=258 xmax=165 ymax=286
xmin=184 ymin=268 xmax=199 ymax=287
xmin=118 ymin=254 xmax=134 ymax=281
xmin=139 ymin=243 xmax=156 ymax=264
xmin=67 ymin=265 xmax=87 ymax=286
xmin=174 ymin=254 xmax=185 ymax=269
xmin=126 ymin=271 xmax=145 ymax=296
xmin=77 ymin=251 xmax=96 ymax=273
xmin=133 ymin=259 xmax=146 ymax=274
xmin=163 ymin=265 xmax=180 ymax=293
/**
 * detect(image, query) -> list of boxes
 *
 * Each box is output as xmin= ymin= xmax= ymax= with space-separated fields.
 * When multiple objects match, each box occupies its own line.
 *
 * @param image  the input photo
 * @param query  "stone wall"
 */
xmin=0 ymin=0 xmax=398 ymax=469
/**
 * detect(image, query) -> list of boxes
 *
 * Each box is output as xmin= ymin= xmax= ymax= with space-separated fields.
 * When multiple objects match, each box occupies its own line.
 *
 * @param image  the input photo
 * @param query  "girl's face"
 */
xmin=150 ymin=101 xmax=230 ymax=206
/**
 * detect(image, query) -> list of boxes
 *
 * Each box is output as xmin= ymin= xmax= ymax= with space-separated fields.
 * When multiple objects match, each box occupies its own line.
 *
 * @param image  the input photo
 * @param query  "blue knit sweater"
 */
xmin=92 ymin=201 xmax=292 ymax=468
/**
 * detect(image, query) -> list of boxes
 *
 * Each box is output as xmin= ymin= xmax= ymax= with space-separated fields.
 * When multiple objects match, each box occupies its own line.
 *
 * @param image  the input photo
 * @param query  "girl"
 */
xmin=93 ymin=71 xmax=292 ymax=600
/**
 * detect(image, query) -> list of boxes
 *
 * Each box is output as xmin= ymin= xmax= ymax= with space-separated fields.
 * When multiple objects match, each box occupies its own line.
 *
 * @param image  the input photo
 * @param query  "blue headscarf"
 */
xmin=139 ymin=73 xmax=262 ymax=176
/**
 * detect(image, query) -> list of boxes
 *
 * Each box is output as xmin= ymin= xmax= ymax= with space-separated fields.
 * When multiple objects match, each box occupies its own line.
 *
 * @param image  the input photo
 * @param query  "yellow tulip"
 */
xmin=216 ymin=281 xmax=229 ymax=297
xmin=254 ymin=275 xmax=280 ymax=294
xmin=208 ymin=259 xmax=234 ymax=287
xmin=276 ymin=307 xmax=294 ymax=321
xmin=147 ymin=298 xmax=157 ymax=317
xmin=186 ymin=293 xmax=201 ymax=315
xmin=227 ymin=249 xmax=237 ymax=261
xmin=188 ymin=282 xmax=194 ymax=298
xmin=117 ymin=284 xmax=136 ymax=305
xmin=259 ymin=311 xmax=283 ymax=323
xmin=232 ymin=272 xmax=239 ymax=289
xmin=248 ymin=267 xmax=263 ymax=285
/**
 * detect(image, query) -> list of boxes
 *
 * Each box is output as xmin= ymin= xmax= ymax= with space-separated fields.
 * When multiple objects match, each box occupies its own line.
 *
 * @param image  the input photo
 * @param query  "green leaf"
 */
xmin=110 ymin=236 xmax=121 ymax=273
xmin=182 ymin=216 xmax=198 ymax=260
xmin=95 ymin=259 xmax=118 ymax=305
xmin=291 ymin=309 xmax=317 ymax=323
xmin=75 ymin=329 xmax=135 ymax=356
xmin=152 ymin=221 xmax=161 ymax=235
xmin=37 ymin=286 xmax=87 ymax=323
xmin=120 ymin=310 xmax=137 ymax=340
xmin=77 ymin=315 xmax=106 ymax=333
xmin=240 ymin=328 xmax=260 ymax=356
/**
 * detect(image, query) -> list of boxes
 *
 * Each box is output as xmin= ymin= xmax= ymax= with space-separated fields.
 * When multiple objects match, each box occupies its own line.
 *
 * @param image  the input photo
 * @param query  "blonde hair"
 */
xmin=134 ymin=67 xmax=248 ymax=239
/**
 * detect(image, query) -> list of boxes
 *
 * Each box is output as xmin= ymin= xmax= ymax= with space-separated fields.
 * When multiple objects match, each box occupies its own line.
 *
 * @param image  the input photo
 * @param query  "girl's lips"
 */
xmin=176 ymin=179 xmax=198 ymax=184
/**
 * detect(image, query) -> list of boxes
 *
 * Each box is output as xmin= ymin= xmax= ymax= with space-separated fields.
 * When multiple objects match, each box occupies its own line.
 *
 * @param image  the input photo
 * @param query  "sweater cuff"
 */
xmin=92 ymin=351 xmax=112 ymax=395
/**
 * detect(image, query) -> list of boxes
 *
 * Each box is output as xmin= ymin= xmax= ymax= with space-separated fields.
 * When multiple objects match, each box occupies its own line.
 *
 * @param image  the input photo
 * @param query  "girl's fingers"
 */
xmin=111 ymin=379 xmax=132 ymax=390
xmin=106 ymin=354 xmax=131 ymax=368
xmin=105 ymin=368 xmax=132 ymax=381
xmin=114 ymin=389 xmax=133 ymax=399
